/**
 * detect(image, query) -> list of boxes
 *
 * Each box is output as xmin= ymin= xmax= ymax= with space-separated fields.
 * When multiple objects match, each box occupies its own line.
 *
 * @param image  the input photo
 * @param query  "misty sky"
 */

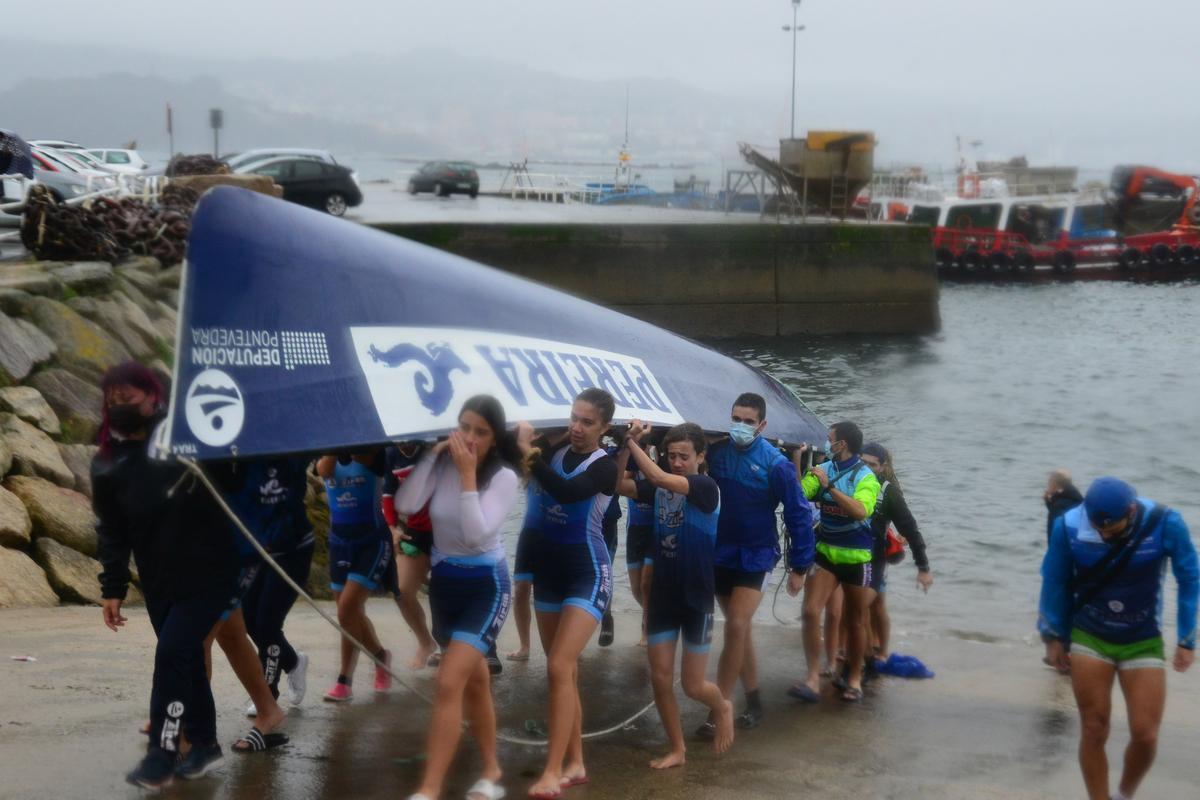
xmin=16 ymin=0 xmax=1200 ymax=170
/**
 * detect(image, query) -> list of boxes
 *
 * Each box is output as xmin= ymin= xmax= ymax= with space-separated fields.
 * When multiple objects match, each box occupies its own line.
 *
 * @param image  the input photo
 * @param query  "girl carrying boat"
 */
xmin=615 ymin=420 xmax=734 ymax=768
xmin=396 ymin=395 xmax=520 ymax=800
xmin=517 ymin=388 xmax=618 ymax=799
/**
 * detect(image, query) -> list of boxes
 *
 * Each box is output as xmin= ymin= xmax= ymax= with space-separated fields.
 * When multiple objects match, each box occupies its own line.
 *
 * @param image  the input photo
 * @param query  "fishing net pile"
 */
xmin=165 ymin=154 xmax=230 ymax=177
xmin=20 ymin=183 xmax=200 ymax=267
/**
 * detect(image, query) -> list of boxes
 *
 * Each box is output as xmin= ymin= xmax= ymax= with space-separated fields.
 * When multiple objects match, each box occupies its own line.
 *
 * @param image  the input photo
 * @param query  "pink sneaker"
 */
xmin=322 ymin=682 xmax=352 ymax=702
xmin=374 ymin=650 xmax=393 ymax=693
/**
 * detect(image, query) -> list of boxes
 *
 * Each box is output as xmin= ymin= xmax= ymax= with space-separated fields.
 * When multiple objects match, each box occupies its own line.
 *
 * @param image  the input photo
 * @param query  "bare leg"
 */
xmin=715 ymin=587 xmax=764 ymax=701
xmin=647 ymin=639 xmax=686 ymax=769
xmin=800 ymin=568 xmax=839 ymax=692
xmin=463 ymin=658 xmax=503 ymax=786
xmin=507 ymin=580 xmax=531 ymax=660
xmin=336 ymin=582 xmax=382 ymax=679
xmin=681 ymin=648 xmax=733 ymax=754
xmin=1071 ymin=652 xmax=1117 ymax=800
xmin=629 ymin=566 xmax=648 ymax=647
xmin=393 ymin=553 xmax=436 ymax=669
xmin=528 ymin=607 xmax=597 ymax=797
xmin=215 ymin=609 xmax=286 ymax=735
xmin=823 ymin=585 xmax=844 ymax=673
xmin=1116 ymin=666 xmax=1166 ymax=798
xmin=412 ymin=641 xmax=485 ymax=798
xmin=871 ymin=593 xmax=891 ymax=658
xmin=841 ymin=584 xmax=876 ymax=693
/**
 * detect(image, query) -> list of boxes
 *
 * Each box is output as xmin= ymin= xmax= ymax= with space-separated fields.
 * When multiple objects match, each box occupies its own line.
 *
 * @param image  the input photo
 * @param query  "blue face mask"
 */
xmin=730 ymin=421 xmax=758 ymax=447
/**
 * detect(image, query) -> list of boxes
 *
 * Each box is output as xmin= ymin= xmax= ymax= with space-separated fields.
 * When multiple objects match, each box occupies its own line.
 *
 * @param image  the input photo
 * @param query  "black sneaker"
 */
xmin=694 ymin=720 xmax=716 ymax=741
xmin=176 ymin=743 xmax=224 ymax=780
xmin=598 ymin=612 xmax=614 ymax=647
xmin=487 ymin=653 xmax=503 ymax=676
xmin=736 ymin=707 xmax=762 ymax=730
xmin=126 ymin=750 xmax=176 ymax=791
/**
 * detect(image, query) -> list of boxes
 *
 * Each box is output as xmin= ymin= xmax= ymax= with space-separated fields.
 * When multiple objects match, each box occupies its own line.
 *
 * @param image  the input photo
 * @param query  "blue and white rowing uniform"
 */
xmin=530 ymin=446 xmax=616 ymax=621
xmin=324 ymin=457 xmax=393 ymax=593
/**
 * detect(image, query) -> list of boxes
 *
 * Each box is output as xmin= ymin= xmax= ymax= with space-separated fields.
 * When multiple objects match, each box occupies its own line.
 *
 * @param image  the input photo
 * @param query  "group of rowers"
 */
xmin=94 ymin=361 xmax=940 ymax=797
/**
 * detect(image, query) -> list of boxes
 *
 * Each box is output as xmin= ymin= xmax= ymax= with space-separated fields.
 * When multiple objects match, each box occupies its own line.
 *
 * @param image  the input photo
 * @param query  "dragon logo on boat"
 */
xmin=184 ymin=369 xmax=245 ymax=447
xmin=368 ymin=342 xmax=470 ymax=416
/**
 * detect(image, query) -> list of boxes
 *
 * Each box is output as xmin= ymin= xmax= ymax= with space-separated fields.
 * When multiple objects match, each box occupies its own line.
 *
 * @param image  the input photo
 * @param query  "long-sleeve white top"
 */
xmin=395 ymin=450 xmax=518 ymax=566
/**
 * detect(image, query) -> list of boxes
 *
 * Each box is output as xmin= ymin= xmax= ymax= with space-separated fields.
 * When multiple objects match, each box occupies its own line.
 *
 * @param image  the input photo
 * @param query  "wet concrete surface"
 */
xmin=2 ymin=602 xmax=1198 ymax=799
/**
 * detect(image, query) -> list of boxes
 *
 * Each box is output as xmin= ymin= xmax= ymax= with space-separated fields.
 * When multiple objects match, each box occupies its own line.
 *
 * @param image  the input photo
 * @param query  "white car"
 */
xmin=223 ymin=148 xmax=338 ymax=171
xmin=87 ymin=148 xmax=150 ymax=173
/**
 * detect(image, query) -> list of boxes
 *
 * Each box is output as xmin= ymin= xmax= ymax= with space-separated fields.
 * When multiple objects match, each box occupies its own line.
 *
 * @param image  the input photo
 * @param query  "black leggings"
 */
xmin=241 ymin=543 xmax=314 ymax=697
xmin=146 ymin=586 xmax=230 ymax=754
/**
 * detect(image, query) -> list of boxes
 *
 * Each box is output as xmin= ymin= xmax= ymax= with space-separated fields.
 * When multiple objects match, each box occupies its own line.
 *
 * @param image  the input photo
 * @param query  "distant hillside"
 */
xmin=0 ymin=72 xmax=435 ymax=156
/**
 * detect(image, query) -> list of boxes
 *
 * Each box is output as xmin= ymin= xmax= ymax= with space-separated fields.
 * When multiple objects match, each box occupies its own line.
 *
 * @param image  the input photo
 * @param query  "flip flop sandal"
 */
xmin=466 ymin=778 xmax=507 ymax=800
xmin=527 ymin=789 xmax=562 ymax=800
xmin=506 ymin=651 xmax=530 ymax=662
xmin=560 ymin=775 xmax=589 ymax=789
xmin=427 ymin=652 xmax=443 ymax=668
xmin=841 ymin=687 xmax=864 ymax=703
xmin=232 ymin=727 xmax=289 ymax=753
xmin=787 ymin=683 xmax=820 ymax=704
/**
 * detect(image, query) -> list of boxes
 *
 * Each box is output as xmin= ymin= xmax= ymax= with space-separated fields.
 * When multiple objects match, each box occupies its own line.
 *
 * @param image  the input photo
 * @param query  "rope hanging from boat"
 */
xmin=176 ymin=456 xmax=663 ymax=748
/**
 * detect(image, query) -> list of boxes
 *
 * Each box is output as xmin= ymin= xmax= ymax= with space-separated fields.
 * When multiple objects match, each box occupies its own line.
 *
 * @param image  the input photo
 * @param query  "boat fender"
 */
xmin=1177 ymin=244 xmax=1198 ymax=267
xmin=934 ymin=248 xmax=955 ymax=270
xmin=1118 ymin=247 xmax=1142 ymax=270
xmin=1013 ymin=249 xmax=1034 ymax=272
xmin=1052 ymin=250 xmax=1076 ymax=274
xmin=1187 ymin=205 xmax=1200 ymax=226
xmin=1150 ymin=243 xmax=1174 ymax=268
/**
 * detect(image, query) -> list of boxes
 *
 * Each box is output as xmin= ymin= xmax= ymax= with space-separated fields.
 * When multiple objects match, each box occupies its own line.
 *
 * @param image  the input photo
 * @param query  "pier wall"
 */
xmin=369 ymin=222 xmax=939 ymax=337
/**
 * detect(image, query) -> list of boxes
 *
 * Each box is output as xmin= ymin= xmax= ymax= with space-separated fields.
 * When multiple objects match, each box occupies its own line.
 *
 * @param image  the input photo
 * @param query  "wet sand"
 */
xmin=2 ymin=602 xmax=1197 ymax=799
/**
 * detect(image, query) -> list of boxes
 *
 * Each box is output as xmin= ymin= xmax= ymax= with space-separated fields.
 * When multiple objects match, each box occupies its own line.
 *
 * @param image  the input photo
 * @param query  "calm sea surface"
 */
xmin=721 ymin=280 xmax=1200 ymax=646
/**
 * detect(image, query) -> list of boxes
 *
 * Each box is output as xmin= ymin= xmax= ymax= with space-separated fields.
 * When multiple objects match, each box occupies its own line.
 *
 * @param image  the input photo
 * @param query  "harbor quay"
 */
xmin=370 ymin=220 xmax=939 ymax=338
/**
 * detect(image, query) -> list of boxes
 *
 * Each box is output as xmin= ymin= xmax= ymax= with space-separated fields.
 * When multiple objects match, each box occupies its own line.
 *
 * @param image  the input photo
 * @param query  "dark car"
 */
xmin=241 ymin=157 xmax=363 ymax=216
xmin=408 ymin=161 xmax=479 ymax=198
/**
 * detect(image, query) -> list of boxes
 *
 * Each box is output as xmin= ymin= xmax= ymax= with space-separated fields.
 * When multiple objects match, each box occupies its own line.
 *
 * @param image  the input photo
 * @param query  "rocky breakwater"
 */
xmin=0 ymin=255 xmax=178 ymax=608
xmin=0 ymin=253 xmax=339 ymax=607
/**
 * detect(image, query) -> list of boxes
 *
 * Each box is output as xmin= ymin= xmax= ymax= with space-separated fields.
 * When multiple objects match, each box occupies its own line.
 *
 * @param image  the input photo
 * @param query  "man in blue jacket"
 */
xmin=697 ymin=392 xmax=814 ymax=737
xmin=1039 ymin=477 xmax=1197 ymax=800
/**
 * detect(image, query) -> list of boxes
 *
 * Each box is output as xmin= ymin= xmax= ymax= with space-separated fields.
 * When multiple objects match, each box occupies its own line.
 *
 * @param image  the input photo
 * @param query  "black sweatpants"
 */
xmin=241 ymin=543 xmax=314 ymax=698
xmin=146 ymin=586 xmax=230 ymax=754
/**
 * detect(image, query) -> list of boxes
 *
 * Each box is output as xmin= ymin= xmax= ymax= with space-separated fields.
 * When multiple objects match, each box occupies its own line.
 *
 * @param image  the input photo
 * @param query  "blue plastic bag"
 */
xmin=874 ymin=652 xmax=935 ymax=679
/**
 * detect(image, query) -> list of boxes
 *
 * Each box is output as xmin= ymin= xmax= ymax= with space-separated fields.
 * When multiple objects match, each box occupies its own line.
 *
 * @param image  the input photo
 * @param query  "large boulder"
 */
xmin=112 ymin=292 xmax=162 ymax=350
xmin=0 ymin=309 xmax=57 ymax=384
xmin=24 ymin=297 xmax=130 ymax=382
xmin=114 ymin=274 xmax=158 ymax=318
xmin=33 ymin=537 xmax=103 ymax=605
xmin=58 ymin=443 xmax=98 ymax=498
xmin=26 ymin=368 xmax=103 ymax=444
xmin=3 ymin=475 xmax=98 ymax=556
xmin=0 ymin=546 xmax=59 ymax=607
xmin=49 ymin=262 xmax=115 ymax=296
xmin=1 ymin=413 xmax=74 ymax=487
xmin=0 ymin=385 xmax=61 ymax=435
xmin=66 ymin=296 xmax=154 ymax=359
xmin=0 ymin=433 xmax=9 ymax=477
xmin=0 ymin=484 xmax=32 ymax=548
xmin=114 ymin=265 xmax=164 ymax=300
xmin=0 ymin=546 xmax=59 ymax=609
xmin=157 ymin=264 xmax=182 ymax=290
xmin=0 ymin=262 xmax=61 ymax=297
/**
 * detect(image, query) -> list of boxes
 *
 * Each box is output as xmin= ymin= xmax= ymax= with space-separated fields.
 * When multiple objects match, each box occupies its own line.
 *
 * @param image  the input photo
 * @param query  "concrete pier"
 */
xmin=370 ymin=221 xmax=939 ymax=338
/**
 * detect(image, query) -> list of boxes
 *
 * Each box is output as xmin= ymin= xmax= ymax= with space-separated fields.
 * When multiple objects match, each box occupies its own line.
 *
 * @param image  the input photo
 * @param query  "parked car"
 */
xmin=224 ymin=148 xmax=338 ymax=171
xmin=407 ymin=161 xmax=479 ymax=198
xmin=86 ymin=148 xmax=149 ymax=173
xmin=31 ymin=147 xmax=116 ymax=189
xmin=1 ymin=160 xmax=92 ymax=220
xmin=239 ymin=157 xmax=362 ymax=216
xmin=28 ymin=139 xmax=88 ymax=152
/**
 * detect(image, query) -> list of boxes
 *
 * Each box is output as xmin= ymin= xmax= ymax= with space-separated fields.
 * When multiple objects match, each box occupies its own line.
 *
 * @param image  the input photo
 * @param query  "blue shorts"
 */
xmin=430 ymin=560 xmax=512 ymax=655
xmin=513 ymin=526 xmax=541 ymax=584
xmin=532 ymin=536 xmax=612 ymax=622
xmin=220 ymin=562 xmax=263 ymax=622
xmin=626 ymin=524 xmax=654 ymax=570
xmin=647 ymin=589 xmax=713 ymax=654
xmin=329 ymin=533 xmax=393 ymax=593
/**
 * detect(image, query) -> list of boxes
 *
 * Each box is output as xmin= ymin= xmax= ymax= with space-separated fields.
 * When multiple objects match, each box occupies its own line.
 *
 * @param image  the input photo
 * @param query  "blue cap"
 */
xmin=1084 ymin=477 xmax=1136 ymax=527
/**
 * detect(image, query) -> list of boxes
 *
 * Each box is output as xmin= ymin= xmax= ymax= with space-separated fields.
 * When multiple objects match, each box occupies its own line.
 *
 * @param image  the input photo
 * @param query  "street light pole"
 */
xmin=783 ymin=1 xmax=805 ymax=140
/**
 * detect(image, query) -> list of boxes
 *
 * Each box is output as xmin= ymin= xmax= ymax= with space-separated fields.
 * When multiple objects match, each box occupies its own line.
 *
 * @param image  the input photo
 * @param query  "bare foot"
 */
xmin=254 ymin=700 xmax=287 ymax=735
xmin=560 ymin=762 xmax=587 ymax=787
xmin=527 ymin=773 xmax=562 ymax=798
xmin=649 ymin=751 xmax=686 ymax=769
xmin=712 ymin=699 xmax=734 ymax=754
xmin=506 ymin=646 xmax=530 ymax=662
xmin=409 ymin=640 xmax=437 ymax=670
